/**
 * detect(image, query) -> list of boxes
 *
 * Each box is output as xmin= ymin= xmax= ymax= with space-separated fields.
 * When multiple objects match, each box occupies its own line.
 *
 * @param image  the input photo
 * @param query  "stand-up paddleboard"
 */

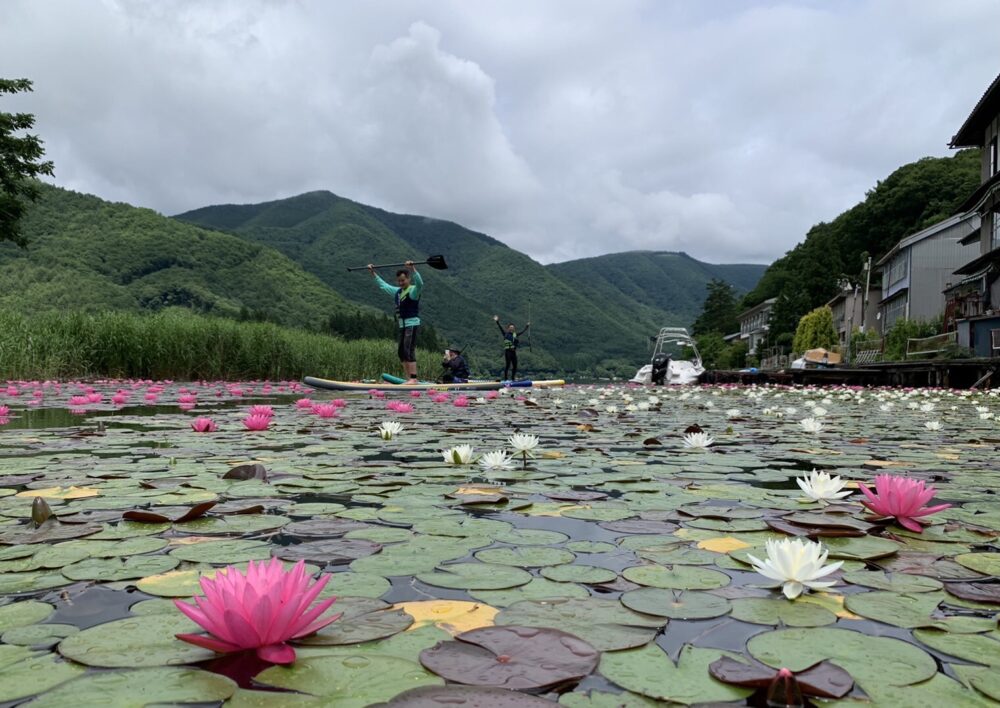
xmin=303 ymin=375 xmax=565 ymax=392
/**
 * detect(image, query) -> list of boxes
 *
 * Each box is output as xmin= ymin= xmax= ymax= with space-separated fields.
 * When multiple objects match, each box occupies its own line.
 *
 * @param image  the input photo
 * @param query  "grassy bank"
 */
xmin=0 ymin=308 xmax=439 ymax=381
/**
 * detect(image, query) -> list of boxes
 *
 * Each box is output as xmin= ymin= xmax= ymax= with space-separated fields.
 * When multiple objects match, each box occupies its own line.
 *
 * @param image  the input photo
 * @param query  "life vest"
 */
xmin=504 ymin=332 xmax=518 ymax=350
xmin=395 ymin=286 xmax=419 ymax=321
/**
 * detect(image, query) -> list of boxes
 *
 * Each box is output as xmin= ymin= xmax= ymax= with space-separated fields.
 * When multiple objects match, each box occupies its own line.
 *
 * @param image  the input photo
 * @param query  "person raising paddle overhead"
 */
xmin=493 ymin=315 xmax=530 ymax=381
xmin=370 ymin=261 xmax=423 ymax=382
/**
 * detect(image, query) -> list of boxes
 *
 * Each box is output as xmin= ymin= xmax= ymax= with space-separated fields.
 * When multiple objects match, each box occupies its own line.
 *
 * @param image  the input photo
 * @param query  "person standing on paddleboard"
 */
xmin=493 ymin=315 xmax=530 ymax=381
xmin=370 ymin=261 xmax=422 ymax=382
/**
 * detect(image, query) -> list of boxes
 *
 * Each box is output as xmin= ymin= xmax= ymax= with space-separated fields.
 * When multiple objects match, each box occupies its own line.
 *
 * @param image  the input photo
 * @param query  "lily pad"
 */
xmin=419 ymin=625 xmax=599 ymax=690
xmin=912 ymin=628 xmax=1000 ymax=666
xmin=295 ymin=598 xmax=412 ymax=646
xmin=0 ymin=647 xmax=85 ymax=702
xmin=540 ymin=564 xmax=617 ymax=584
xmin=620 ymin=588 xmax=731 ymax=620
xmin=496 ymin=598 xmax=663 ymax=652
xmin=729 ymin=597 xmax=837 ymax=627
xmin=621 ymin=564 xmax=730 ymax=590
xmin=841 ymin=569 xmax=942 ymax=593
xmin=371 ymin=685 xmax=555 ymax=707
xmin=58 ymin=613 xmax=216 ymax=667
xmin=955 ymin=552 xmax=1000 ymax=576
xmin=470 ymin=578 xmax=590 ymax=607
xmin=417 ymin=563 xmax=532 ymax=591
xmin=474 ymin=547 xmax=575 ymax=568
xmin=0 ymin=600 xmax=53 ymax=631
xmin=24 ymin=666 xmax=238 ymax=707
xmin=61 ymin=555 xmax=179 ymax=581
xmin=600 ymin=644 xmax=752 ymax=704
xmin=845 ymin=591 xmax=996 ymax=632
xmin=273 ymin=539 xmax=382 ymax=565
xmin=254 ymin=654 xmax=442 ymax=706
xmin=319 ymin=572 xmax=391 ymax=599
xmin=707 ymin=656 xmax=853 ymax=698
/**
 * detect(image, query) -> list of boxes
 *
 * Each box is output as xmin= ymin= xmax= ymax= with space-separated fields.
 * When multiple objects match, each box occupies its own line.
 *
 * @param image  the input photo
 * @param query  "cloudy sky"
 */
xmin=3 ymin=1 xmax=1000 ymax=264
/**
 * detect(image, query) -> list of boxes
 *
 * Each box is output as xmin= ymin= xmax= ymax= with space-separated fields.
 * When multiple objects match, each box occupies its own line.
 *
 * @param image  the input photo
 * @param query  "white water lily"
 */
xmin=810 ymin=406 xmax=828 ymax=417
xmin=605 ymin=405 xmax=619 ymax=414
xmin=920 ymin=402 xmax=936 ymax=413
xmin=478 ymin=450 xmax=515 ymax=471
xmin=442 ymin=444 xmax=475 ymax=465
xmin=747 ymin=538 xmax=843 ymax=600
xmin=508 ymin=433 xmax=539 ymax=455
xmin=980 ymin=412 xmax=994 ymax=420
xmin=797 ymin=470 xmax=852 ymax=503
xmin=647 ymin=396 xmax=659 ymax=405
xmin=879 ymin=403 xmax=894 ymax=412
xmin=799 ymin=417 xmax=824 ymax=433
xmin=924 ymin=420 xmax=942 ymax=431
xmin=682 ymin=432 xmax=714 ymax=449
xmin=725 ymin=409 xmax=741 ymax=419
xmin=377 ymin=421 xmax=403 ymax=440
xmin=636 ymin=401 xmax=651 ymax=411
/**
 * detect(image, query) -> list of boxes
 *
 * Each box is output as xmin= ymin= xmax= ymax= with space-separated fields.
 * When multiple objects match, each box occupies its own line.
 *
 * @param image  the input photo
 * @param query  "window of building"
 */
xmin=993 ymin=210 xmax=1000 ymax=251
xmin=992 ymin=137 xmax=998 ymax=176
xmin=883 ymin=296 xmax=906 ymax=332
xmin=887 ymin=252 xmax=907 ymax=286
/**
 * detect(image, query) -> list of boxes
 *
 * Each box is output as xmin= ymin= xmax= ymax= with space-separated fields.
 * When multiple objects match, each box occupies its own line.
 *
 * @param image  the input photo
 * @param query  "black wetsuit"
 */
xmin=497 ymin=321 xmax=529 ymax=381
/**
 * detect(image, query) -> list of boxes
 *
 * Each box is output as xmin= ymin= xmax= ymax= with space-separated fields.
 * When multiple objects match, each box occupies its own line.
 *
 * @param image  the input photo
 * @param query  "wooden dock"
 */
xmin=703 ymin=357 xmax=999 ymax=389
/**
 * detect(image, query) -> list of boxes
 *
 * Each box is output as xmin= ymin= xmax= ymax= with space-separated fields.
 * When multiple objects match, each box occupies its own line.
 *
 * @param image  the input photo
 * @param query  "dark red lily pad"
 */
xmin=419 ymin=626 xmax=599 ymax=692
xmin=545 ymin=490 xmax=608 ymax=502
xmin=600 ymin=519 xmax=679 ymax=535
xmin=370 ymin=686 xmax=556 ymax=706
xmin=273 ymin=539 xmax=382 ymax=565
xmin=943 ymin=581 xmax=1000 ymax=605
xmin=766 ymin=517 xmax=868 ymax=539
xmin=877 ymin=552 xmax=987 ymax=580
xmin=709 ymin=656 xmax=853 ymax=699
xmin=449 ymin=493 xmax=509 ymax=505
xmin=223 ymin=463 xmax=268 ymax=481
xmin=123 ymin=501 xmax=217 ymax=524
xmin=783 ymin=512 xmax=876 ymax=533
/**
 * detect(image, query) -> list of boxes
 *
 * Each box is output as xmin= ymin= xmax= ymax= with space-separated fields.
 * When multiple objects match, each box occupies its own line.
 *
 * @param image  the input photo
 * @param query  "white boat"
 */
xmin=629 ymin=328 xmax=705 ymax=385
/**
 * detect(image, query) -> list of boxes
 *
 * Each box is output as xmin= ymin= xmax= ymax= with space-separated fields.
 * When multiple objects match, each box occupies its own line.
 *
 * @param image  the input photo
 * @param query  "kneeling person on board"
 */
xmin=369 ymin=261 xmax=423 ymax=382
xmin=441 ymin=348 xmax=470 ymax=383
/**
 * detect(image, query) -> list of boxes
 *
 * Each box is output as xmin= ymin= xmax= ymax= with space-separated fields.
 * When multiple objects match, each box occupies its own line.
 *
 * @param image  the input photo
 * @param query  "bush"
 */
xmin=883 ymin=318 xmax=939 ymax=361
xmin=792 ymin=306 xmax=838 ymax=353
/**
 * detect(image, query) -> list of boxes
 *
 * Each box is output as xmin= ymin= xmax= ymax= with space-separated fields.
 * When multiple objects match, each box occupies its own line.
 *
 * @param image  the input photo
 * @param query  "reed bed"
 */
xmin=0 ymin=309 xmax=438 ymax=381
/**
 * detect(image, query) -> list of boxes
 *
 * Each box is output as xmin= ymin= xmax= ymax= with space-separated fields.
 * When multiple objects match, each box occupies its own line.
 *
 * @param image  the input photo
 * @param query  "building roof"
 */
xmin=955 ymin=170 xmax=1000 ymax=217
xmin=954 ymin=247 xmax=1000 ymax=276
xmin=737 ymin=297 xmax=777 ymax=321
xmin=878 ymin=287 xmax=908 ymax=306
xmin=874 ymin=213 xmax=978 ymax=267
xmin=950 ymin=71 xmax=1000 ymax=148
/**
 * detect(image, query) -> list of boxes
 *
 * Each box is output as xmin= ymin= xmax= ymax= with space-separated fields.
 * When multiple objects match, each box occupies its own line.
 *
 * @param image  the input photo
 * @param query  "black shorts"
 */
xmin=398 ymin=325 xmax=418 ymax=362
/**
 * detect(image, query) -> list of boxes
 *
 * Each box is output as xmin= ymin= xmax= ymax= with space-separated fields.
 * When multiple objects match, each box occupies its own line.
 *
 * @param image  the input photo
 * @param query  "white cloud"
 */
xmin=2 ymin=0 xmax=999 ymax=265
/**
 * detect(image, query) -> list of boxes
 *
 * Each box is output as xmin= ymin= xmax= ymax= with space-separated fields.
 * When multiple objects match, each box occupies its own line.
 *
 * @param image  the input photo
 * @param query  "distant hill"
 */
xmin=0 ymin=185 xmax=383 ymax=333
xmin=545 ymin=252 xmax=766 ymax=330
xmin=177 ymin=193 xmax=764 ymax=376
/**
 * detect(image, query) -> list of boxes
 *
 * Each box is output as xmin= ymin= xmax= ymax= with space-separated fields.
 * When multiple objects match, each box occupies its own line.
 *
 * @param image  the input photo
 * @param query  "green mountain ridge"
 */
xmin=177 ymin=192 xmax=765 ymax=375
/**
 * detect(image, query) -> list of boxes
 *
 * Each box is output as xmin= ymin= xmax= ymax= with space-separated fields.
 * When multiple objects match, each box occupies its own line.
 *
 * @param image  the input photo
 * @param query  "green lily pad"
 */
xmin=620 ymin=589 xmax=731 ymax=620
xmin=841 ymin=569 xmax=943 ymax=592
xmin=254 ymin=654 xmax=442 ymax=706
xmin=169 ymin=539 xmax=272 ymax=564
xmin=0 ymin=647 xmax=85 ymax=702
xmin=565 ymin=541 xmax=617 ymax=554
xmin=729 ymin=597 xmax=837 ymax=627
xmin=2 ymin=623 xmax=78 ymax=647
xmin=0 ymin=600 xmax=53 ymax=631
xmin=540 ymin=564 xmax=617 ymax=584
xmin=319 ymin=572 xmax=391 ymax=599
xmin=58 ymin=613 xmax=216 ymax=667
xmin=912 ymin=628 xmax=1000 ymax=665
xmin=820 ymin=535 xmax=902 ymax=560
xmin=600 ymin=644 xmax=752 ymax=704
xmin=492 ymin=528 xmax=569 ymax=545
xmin=954 ymin=664 xmax=1000 ymax=702
xmin=496 ymin=598 xmax=663 ymax=651
xmin=475 ymin=546 xmax=576 ymax=568
xmin=622 ymin=564 xmax=730 ymax=590
xmin=845 ymin=591 xmax=997 ymax=632
xmin=24 ymin=666 xmax=238 ymax=707
xmin=470 ymin=578 xmax=590 ymax=607
xmin=295 ymin=598 xmax=412 ymax=646
xmin=955 ymin=552 xmax=1000 ymax=576
xmin=61 ymin=555 xmax=179 ymax=581
xmin=747 ymin=627 xmax=937 ymax=695
xmin=417 ymin=563 xmax=532 ymax=590
xmin=0 ymin=571 xmax=73 ymax=594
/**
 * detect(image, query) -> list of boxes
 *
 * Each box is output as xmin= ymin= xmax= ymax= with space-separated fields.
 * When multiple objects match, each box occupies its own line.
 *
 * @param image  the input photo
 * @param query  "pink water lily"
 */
xmin=312 ymin=403 xmax=339 ymax=418
xmin=295 ymin=398 xmax=314 ymax=409
xmin=0 ymin=405 xmax=9 ymax=417
xmin=858 ymin=474 xmax=951 ymax=533
xmin=386 ymin=401 xmax=414 ymax=413
xmin=174 ymin=559 xmax=340 ymax=664
xmin=453 ymin=396 xmax=470 ymax=407
xmin=191 ymin=417 xmax=217 ymax=433
xmin=243 ymin=414 xmax=272 ymax=431
xmin=247 ymin=405 xmax=274 ymax=418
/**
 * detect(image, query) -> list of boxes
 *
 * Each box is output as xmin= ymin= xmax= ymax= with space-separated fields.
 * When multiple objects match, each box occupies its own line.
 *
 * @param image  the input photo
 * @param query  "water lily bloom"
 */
xmin=478 ymin=450 xmax=515 ymax=471
xmin=313 ymin=404 xmax=339 ymax=418
xmin=442 ymin=445 xmax=475 ymax=464
xmin=387 ymin=401 xmax=414 ymax=413
xmin=174 ymin=558 xmax=340 ymax=664
xmin=858 ymin=474 xmax=951 ymax=532
xmin=191 ymin=417 xmax=218 ymax=433
xmin=485 ymin=391 xmax=499 ymax=400
xmin=295 ymin=398 xmax=314 ymax=410
xmin=508 ymin=433 xmax=539 ymax=455
xmin=924 ymin=420 xmax=942 ymax=431
xmin=243 ymin=414 xmax=272 ymax=431
xmin=378 ymin=421 xmax=403 ymax=440
xmin=248 ymin=405 xmax=274 ymax=418
xmin=86 ymin=392 xmax=103 ymax=403
xmin=747 ymin=538 xmax=843 ymax=600
xmin=799 ymin=417 xmax=824 ymax=433
xmin=797 ymin=470 xmax=851 ymax=503
xmin=0 ymin=405 xmax=8 ymax=417
xmin=453 ymin=396 xmax=470 ymax=407
xmin=68 ymin=395 xmax=90 ymax=407
xmin=178 ymin=393 xmax=198 ymax=405
xmin=682 ymin=432 xmax=714 ymax=449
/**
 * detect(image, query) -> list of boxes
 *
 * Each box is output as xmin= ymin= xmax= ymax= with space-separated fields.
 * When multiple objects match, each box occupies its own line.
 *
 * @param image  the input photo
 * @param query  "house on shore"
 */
xmin=875 ymin=213 xmax=979 ymax=335
xmin=737 ymin=298 xmax=776 ymax=355
xmin=949 ymin=72 xmax=1000 ymax=356
xmin=825 ymin=283 xmax=882 ymax=348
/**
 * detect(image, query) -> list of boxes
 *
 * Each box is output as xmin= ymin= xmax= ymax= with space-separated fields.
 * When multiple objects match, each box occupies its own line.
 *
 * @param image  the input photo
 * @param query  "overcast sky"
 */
xmin=3 ymin=0 xmax=999 ymax=265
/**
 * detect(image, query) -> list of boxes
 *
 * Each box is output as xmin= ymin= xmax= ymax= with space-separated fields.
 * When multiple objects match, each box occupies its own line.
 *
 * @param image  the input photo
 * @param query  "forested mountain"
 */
xmin=0 ymin=185 xmax=391 ymax=335
xmin=177 ymin=193 xmax=764 ymax=375
xmin=743 ymin=148 xmax=981 ymax=345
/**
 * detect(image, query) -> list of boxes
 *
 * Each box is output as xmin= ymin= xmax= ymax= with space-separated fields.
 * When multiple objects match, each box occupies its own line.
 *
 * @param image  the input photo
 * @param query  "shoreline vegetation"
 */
xmin=0 ymin=308 xmax=439 ymax=381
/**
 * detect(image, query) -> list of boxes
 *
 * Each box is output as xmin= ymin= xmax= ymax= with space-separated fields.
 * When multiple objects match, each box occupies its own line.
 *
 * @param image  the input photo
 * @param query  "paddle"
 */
xmin=346 ymin=255 xmax=448 ymax=272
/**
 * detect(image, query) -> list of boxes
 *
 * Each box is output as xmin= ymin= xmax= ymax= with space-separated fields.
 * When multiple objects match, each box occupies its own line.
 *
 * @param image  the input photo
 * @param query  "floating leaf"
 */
xmin=23 ymin=666 xmax=237 ymax=707
xmin=58 ymin=614 xmax=216 ymax=667
xmin=223 ymin=463 xmax=268 ymax=481
xmin=540 ymin=564 xmax=617 ymax=584
xmin=496 ymin=598 xmax=663 ymax=652
xmin=841 ymin=569 xmax=942 ymax=593
xmin=600 ymin=644 xmax=752 ymax=704
xmin=620 ymin=589 xmax=731 ymax=620
xmin=273 ymin=539 xmax=382 ymax=565
xmin=729 ymin=598 xmax=837 ymax=627
xmin=122 ymin=501 xmax=217 ymax=524
xmin=0 ymin=600 xmax=53 ymax=631
xmin=0 ymin=647 xmax=85 ymax=702
xmin=419 ymin=625 xmax=599 ymax=690
xmin=371 ymin=685 xmax=555 ymax=707
xmin=708 ymin=656 xmax=853 ymax=698
xmin=621 ymin=564 xmax=730 ymax=590
xmin=955 ymin=552 xmax=1000 ymax=576
xmin=944 ymin=581 xmax=1000 ymax=605
xmin=296 ymin=598 xmax=412 ymax=646
xmin=393 ymin=601 xmax=497 ymax=636
xmin=912 ymin=628 xmax=1000 ymax=666
xmin=417 ymin=563 xmax=532 ymax=590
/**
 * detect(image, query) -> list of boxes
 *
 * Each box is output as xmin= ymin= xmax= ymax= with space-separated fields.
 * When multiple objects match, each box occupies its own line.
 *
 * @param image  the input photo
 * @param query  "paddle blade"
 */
xmin=426 ymin=254 xmax=448 ymax=270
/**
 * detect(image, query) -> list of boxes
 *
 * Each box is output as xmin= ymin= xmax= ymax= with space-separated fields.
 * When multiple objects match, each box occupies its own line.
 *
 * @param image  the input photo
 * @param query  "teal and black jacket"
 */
xmin=375 ymin=271 xmax=423 ymax=327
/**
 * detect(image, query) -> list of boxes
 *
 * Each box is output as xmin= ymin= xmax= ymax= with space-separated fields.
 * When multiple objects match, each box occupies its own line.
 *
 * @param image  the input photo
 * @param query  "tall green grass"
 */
xmin=0 ymin=308 xmax=439 ymax=381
